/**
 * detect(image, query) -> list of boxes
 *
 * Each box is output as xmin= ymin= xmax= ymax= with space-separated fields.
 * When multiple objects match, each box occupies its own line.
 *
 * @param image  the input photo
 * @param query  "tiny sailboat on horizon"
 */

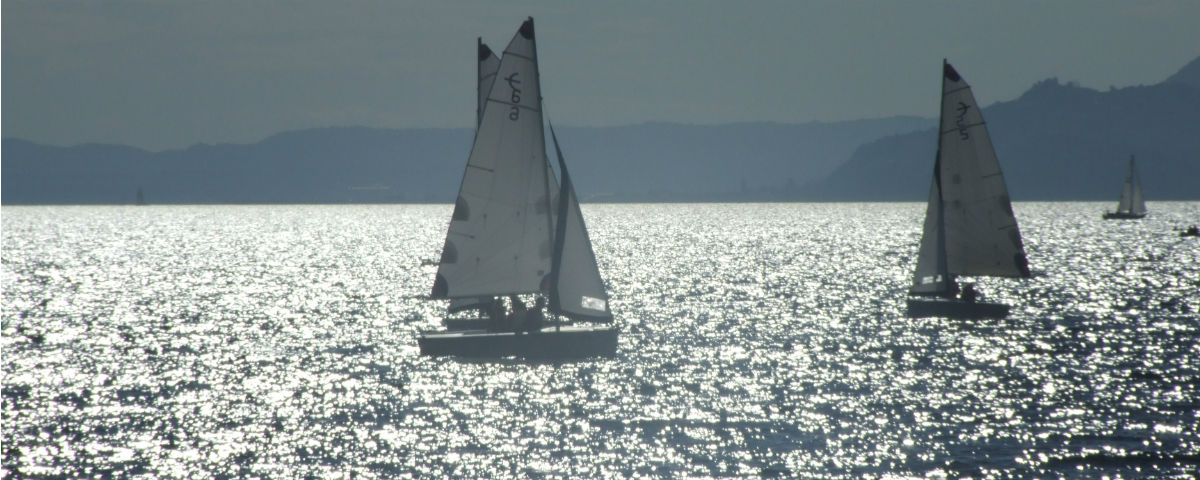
xmin=1102 ymin=155 xmax=1147 ymax=220
xmin=906 ymin=60 xmax=1032 ymax=319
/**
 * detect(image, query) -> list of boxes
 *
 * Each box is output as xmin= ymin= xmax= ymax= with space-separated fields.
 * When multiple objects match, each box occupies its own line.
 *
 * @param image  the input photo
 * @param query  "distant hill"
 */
xmin=2 ymin=128 xmax=469 ymax=204
xmin=1165 ymin=55 xmax=1200 ymax=89
xmin=818 ymin=57 xmax=1200 ymax=201
xmin=4 ymin=55 xmax=1198 ymax=204
xmin=1 ymin=118 xmax=930 ymax=204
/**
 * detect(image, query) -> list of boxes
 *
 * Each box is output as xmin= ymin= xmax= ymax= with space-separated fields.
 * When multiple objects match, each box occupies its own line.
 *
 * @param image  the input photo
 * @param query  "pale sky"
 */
xmin=3 ymin=0 xmax=1198 ymax=151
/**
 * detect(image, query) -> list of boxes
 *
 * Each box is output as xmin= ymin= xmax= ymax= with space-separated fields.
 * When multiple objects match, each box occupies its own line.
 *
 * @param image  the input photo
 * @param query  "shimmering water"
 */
xmin=3 ymin=202 xmax=1198 ymax=479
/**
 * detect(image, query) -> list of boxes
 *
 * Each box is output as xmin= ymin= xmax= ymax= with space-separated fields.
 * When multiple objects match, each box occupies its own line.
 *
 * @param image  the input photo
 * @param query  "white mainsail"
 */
xmin=1115 ymin=155 xmax=1146 ymax=215
xmin=911 ymin=61 xmax=1030 ymax=295
xmin=548 ymin=124 xmax=612 ymax=321
xmin=432 ymin=18 xmax=557 ymax=300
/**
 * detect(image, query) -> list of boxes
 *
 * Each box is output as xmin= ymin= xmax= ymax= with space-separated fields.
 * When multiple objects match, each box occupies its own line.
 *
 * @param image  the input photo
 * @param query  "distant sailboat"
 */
xmin=135 ymin=187 xmax=147 ymax=206
xmin=419 ymin=18 xmax=617 ymax=358
xmin=906 ymin=60 xmax=1031 ymax=319
xmin=1102 ymin=155 xmax=1147 ymax=219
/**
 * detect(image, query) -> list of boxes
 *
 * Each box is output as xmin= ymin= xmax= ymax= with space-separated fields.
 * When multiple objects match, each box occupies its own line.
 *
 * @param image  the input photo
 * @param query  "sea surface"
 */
xmin=3 ymin=202 xmax=1198 ymax=479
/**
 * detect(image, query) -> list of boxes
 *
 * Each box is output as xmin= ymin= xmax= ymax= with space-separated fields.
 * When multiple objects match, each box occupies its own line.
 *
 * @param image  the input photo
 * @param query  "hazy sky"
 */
xmin=4 ymin=0 xmax=1198 ymax=151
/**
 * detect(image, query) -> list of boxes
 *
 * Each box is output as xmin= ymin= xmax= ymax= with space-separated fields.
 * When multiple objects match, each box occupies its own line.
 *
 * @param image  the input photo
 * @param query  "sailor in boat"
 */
xmin=525 ymin=297 xmax=546 ymax=333
xmin=508 ymin=295 xmax=528 ymax=332
xmin=485 ymin=297 xmax=506 ymax=332
xmin=960 ymin=283 xmax=977 ymax=303
xmin=945 ymin=278 xmax=960 ymax=300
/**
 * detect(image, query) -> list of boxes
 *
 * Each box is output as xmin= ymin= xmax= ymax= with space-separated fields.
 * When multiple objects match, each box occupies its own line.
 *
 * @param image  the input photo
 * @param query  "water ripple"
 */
xmin=3 ymin=202 xmax=1198 ymax=478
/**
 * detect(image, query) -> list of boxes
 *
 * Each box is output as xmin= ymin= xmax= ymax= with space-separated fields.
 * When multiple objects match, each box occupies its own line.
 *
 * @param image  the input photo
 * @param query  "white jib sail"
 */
xmin=433 ymin=18 xmax=556 ymax=299
xmin=549 ymin=123 xmax=614 ymax=321
xmin=910 ymin=160 xmax=949 ymax=295
xmin=936 ymin=61 xmax=1030 ymax=279
xmin=548 ymin=124 xmax=612 ymax=321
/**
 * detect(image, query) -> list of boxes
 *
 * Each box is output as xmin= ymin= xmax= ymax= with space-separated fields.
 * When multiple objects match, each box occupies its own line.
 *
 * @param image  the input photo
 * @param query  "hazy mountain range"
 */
xmin=817 ymin=55 xmax=1200 ymax=201
xmin=4 ymin=56 xmax=1198 ymax=204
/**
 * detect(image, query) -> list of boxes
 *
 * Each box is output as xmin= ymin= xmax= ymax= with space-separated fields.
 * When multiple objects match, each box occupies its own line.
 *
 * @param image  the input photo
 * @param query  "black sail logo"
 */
xmin=506 ymin=72 xmax=522 ymax=121
xmin=955 ymin=102 xmax=971 ymax=140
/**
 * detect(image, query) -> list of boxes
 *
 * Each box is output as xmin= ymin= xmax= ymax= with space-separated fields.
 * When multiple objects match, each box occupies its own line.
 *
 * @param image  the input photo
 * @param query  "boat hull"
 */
xmin=442 ymin=317 xmax=490 ymax=330
xmin=906 ymin=297 xmax=1010 ymax=319
xmin=419 ymin=325 xmax=617 ymax=359
xmin=1102 ymin=212 xmax=1146 ymax=220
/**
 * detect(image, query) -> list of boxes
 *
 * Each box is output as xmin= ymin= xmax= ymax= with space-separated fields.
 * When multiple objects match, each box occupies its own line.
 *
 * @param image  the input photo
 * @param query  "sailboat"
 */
xmin=906 ymin=60 xmax=1032 ymax=319
xmin=1102 ymin=155 xmax=1147 ymax=219
xmin=419 ymin=18 xmax=617 ymax=358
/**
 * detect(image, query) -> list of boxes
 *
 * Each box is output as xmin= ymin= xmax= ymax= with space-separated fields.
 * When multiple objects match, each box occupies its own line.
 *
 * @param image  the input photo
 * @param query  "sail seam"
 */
xmin=466 ymin=164 xmax=494 ymax=173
